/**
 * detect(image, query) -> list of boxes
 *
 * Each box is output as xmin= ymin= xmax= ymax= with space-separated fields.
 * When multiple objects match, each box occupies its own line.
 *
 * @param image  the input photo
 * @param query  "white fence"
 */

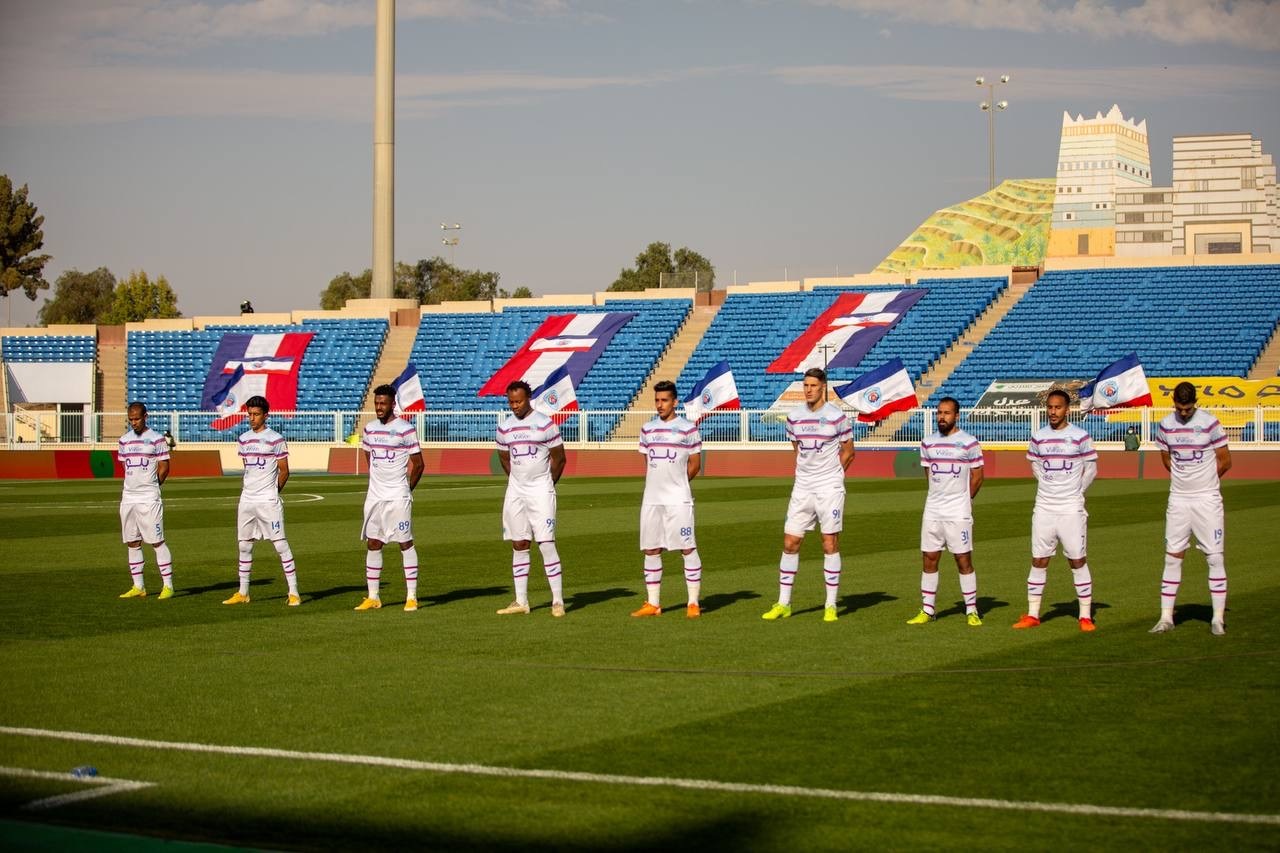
xmin=5 ymin=406 xmax=1278 ymax=449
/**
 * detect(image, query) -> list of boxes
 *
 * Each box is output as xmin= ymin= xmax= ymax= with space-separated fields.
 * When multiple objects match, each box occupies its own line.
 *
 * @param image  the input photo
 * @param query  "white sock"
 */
xmin=540 ymin=541 xmax=563 ymax=603
xmin=778 ymin=552 xmax=799 ymax=606
xmin=127 ymin=546 xmax=144 ymax=589
xmin=920 ymin=571 xmax=939 ymax=615
xmin=1027 ymin=567 xmax=1046 ymax=618
xmin=682 ymin=549 xmax=702 ymax=605
xmin=273 ymin=538 xmax=298 ymax=595
xmin=237 ymin=541 xmax=254 ymax=595
xmin=1207 ymin=553 xmax=1227 ymax=624
xmin=644 ymin=553 xmax=663 ymax=607
xmin=959 ymin=571 xmax=978 ymax=615
xmin=1072 ymin=565 xmax=1093 ymax=621
xmin=512 ymin=549 xmax=531 ymax=605
xmin=154 ymin=543 xmax=174 ymax=589
xmin=402 ymin=546 xmax=419 ymax=600
xmin=822 ymin=553 xmax=841 ymax=608
xmin=1160 ymin=554 xmax=1182 ymax=622
xmin=365 ymin=549 xmax=383 ymax=599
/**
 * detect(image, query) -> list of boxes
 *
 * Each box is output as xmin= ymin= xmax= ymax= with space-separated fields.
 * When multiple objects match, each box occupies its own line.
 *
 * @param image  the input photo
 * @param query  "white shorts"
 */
xmin=120 ymin=501 xmax=165 ymax=545
xmin=921 ymin=516 xmax=973 ymax=554
xmin=1031 ymin=509 xmax=1088 ymax=560
xmin=1165 ymin=494 xmax=1225 ymax=555
xmin=640 ymin=504 xmax=696 ymax=551
xmin=503 ymin=491 xmax=557 ymax=542
xmin=784 ymin=489 xmax=846 ymax=537
xmin=238 ymin=499 xmax=286 ymax=542
xmin=362 ymin=496 xmax=414 ymax=543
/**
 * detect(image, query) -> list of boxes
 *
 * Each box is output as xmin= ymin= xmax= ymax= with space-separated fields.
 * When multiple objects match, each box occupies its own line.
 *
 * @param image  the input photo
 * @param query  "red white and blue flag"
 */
xmin=478 ymin=312 xmax=635 ymax=396
xmin=391 ymin=362 xmax=426 ymax=415
xmin=531 ymin=365 xmax=579 ymax=424
xmin=768 ymin=289 xmax=927 ymax=374
xmin=682 ymin=361 xmax=741 ymax=424
xmin=834 ymin=357 xmax=918 ymax=422
xmin=1079 ymin=353 xmax=1152 ymax=412
xmin=200 ymin=332 xmax=314 ymax=429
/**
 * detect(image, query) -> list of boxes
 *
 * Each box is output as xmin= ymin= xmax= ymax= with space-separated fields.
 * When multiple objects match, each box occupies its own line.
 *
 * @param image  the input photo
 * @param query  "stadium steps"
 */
xmin=1247 ymin=321 xmax=1280 ymax=379
xmin=610 ymin=304 xmax=719 ymax=439
xmin=360 ymin=324 xmax=419 ymax=411
xmin=864 ymin=270 xmax=1038 ymax=441
xmin=96 ymin=341 xmax=128 ymax=432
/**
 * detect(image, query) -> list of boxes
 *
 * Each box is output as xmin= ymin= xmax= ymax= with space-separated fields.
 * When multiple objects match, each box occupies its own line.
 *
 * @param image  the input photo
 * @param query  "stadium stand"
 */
xmin=0 ymin=335 xmax=96 ymax=362
xmin=410 ymin=299 xmax=692 ymax=441
xmin=127 ymin=319 xmax=387 ymax=440
xmin=911 ymin=264 xmax=1280 ymax=442
xmin=676 ymin=279 xmax=1008 ymax=440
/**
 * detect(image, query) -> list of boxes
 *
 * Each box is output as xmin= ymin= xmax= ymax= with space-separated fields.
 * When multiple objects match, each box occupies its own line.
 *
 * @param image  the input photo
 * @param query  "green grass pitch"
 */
xmin=1 ymin=473 xmax=1277 ymax=851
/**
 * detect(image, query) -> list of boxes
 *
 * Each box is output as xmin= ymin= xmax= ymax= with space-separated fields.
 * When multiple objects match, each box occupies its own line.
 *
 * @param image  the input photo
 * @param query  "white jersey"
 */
xmin=1156 ymin=409 xmax=1228 ymax=496
xmin=1027 ymin=423 xmax=1097 ymax=511
xmin=362 ymin=417 xmax=421 ymax=501
xmin=921 ymin=428 xmax=983 ymax=519
xmin=118 ymin=428 xmax=169 ymax=503
xmin=496 ymin=409 xmax=563 ymax=495
xmin=786 ymin=402 xmax=852 ymax=493
xmin=238 ymin=426 xmax=287 ymax=502
xmin=639 ymin=415 xmax=701 ymax=505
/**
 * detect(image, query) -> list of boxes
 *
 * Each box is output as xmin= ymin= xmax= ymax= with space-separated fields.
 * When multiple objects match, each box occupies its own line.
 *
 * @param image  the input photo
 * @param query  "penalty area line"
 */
xmin=0 ymin=726 xmax=1276 ymax=826
xmin=0 ymin=765 xmax=155 ymax=811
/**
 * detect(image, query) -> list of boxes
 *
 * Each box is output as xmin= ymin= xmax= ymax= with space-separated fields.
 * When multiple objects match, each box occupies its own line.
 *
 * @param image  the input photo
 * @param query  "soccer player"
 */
xmin=495 ymin=381 xmax=568 ymax=617
xmin=631 ymin=380 xmax=703 ymax=619
xmin=1150 ymin=382 xmax=1232 ymax=636
xmin=222 ymin=396 xmax=300 ymax=607
xmin=762 ymin=367 xmax=854 ymax=623
xmin=1014 ymin=388 xmax=1098 ymax=632
xmin=909 ymin=397 xmax=985 ymax=626
xmin=117 ymin=402 xmax=175 ymax=599
xmin=355 ymin=384 xmax=425 ymax=612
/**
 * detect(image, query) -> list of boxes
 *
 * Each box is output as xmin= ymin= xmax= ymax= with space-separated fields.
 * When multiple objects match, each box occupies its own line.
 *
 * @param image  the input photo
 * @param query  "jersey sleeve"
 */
xmin=1207 ymin=417 xmax=1228 ymax=448
xmin=153 ymin=435 xmax=171 ymax=462
xmin=637 ymin=426 xmax=649 ymax=456
xmin=784 ymin=414 xmax=796 ymax=442
xmin=544 ymin=420 xmax=563 ymax=449
xmin=360 ymin=425 xmax=374 ymax=453
xmin=1154 ymin=421 xmax=1169 ymax=451
xmin=834 ymin=413 xmax=853 ymax=442
xmin=1078 ymin=432 xmax=1098 ymax=462
xmin=401 ymin=425 xmax=421 ymax=454
xmin=276 ymin=436 xmax=289 ymax=458
xmin=495 ymin=423 xmax=509 ymax=452
xmin=1025 ymin=436 xmax=1040 ymax=463
xmin=967 ymin=441 xmax=984 ymax=467
xmin=686 ymin=424 xmax=702 ymax=454
xmin=919 ymin=439 xmax=929 ymax=467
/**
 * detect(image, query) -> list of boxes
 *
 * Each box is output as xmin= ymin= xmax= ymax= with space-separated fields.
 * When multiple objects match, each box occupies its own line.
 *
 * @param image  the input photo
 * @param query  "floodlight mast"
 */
xmin=371 ymin=0 xmax=395 ymax=299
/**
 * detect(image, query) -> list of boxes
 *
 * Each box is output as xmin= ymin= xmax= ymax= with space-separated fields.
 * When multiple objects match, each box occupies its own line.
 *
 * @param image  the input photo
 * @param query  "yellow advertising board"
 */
xmin=1105 ymin=377 xmax=1280 ymax=425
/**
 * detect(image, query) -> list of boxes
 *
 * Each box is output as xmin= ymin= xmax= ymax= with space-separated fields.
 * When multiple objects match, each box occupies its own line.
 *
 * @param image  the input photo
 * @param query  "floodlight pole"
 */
xmin=976 ymin=75 xmax=1009 ymax=191
xmin=371 ymin=0 xmax=395 ymax=299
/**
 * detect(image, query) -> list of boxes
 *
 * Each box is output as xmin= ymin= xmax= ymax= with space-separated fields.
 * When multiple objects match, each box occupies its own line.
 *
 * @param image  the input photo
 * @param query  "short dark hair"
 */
xmin=803 ymin=367 xmax=827 ymax=383
xmin=654 ymin=380 xmax=677 ymax=398
xmin=1172 ymin=381 xmax=1197 ymax=405
xmin=937 ymin=396 xmax=960 ymax=413
xmin=1046 ymin=388 xmax=1071 ymax=407
xmin=245 ymin=395 xmax=269 ymax=413
xmin=127 ymin=401 xmax=147 ymax=416
xmin=373 ymin=384 xmax=396 ymax=399
xmin=506 ymin=380 xmax=532 ymax=398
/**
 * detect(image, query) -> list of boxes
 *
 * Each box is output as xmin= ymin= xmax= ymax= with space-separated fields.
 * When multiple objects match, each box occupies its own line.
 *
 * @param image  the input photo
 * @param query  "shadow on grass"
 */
xmin=1176 ymin=603 xmax=1217 ymax=625
xmin=937 ymin=596 xmax=1009 ymax=620
xmin=791 ymin=590 xmax=897 ymax=617
xmin=425 ymin=586 xmax=509 ymax=607
xmin=306 ymin=584 xmax=366 ymax=602
xmin=566 ymin=587 xmax=635 ymax=611
xmin=700 ymin=590 xmax=763 ymax=614
xmin=176 ymin=578 xmax=271 ymax=598
xmin=1042 ymin=599 xmax=1112 ymax=623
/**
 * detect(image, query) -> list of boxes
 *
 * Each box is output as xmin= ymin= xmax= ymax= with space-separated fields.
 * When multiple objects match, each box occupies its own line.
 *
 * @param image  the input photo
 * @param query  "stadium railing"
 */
xmin=5 ymin=407 xmax=1277 ymax=449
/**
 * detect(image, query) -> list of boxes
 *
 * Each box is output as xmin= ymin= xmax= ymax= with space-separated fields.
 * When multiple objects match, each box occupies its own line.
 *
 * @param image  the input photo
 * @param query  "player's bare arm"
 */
xmin=550 ymin=444 xmax=566 ymax=484
xmin=407 ymin=451 xmax=425 ymax=491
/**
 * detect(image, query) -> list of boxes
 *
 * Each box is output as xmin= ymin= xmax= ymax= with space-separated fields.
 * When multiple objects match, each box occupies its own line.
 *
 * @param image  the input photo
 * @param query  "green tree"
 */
xmin=38 ymin=267 xmax=117 ymax=324
xmin=609 ymin=242 xmax=714 ymax=291
xmin=509 ymin=286 xmax=534 ymax=299
xmin=320 ymin=269 xmax=372 ymax=309
xmin=1 ymin=175 xmax=52 ymax=305
xmin=101 ymin=270 xmax=181 ymax=324
xmin=321 ymin=257 xmax=504 ymax=307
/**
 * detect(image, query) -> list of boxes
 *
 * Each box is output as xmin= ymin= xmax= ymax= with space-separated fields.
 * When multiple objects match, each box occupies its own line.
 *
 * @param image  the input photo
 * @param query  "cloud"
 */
xmin=771 ymin=63 xmax=1280 ymax=103
xmin=805 ymin=0 xmax=1280 ymax=52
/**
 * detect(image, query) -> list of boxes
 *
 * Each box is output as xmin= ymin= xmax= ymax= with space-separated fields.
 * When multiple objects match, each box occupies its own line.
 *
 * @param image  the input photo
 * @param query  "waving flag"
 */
xmin=478 ymin=312 xmax=635 ymax=395
xmin=834 ymin=358 xmax=918 ymax=423
xmin=768 ymin=289 xmax=927 ymax=374
xmin=531 ymin=366 xmax=579 ymax=424
xmin=391 ymin=362 xmax=426 ymax=415
xmin=1079 ymin=353 xmax=1153 ymax=412
xmin=200 ymin=332 xmax=314 ymax=430
xmin=683 ymin=361 xmax=741 ymax=424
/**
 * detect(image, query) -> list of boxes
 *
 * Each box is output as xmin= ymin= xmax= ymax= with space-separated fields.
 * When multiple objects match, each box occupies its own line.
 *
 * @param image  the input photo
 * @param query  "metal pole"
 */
xmin=987 ymin=82 xmax=995 ymax=190
xmin=371 ymin=0 xmax=395 ymax=299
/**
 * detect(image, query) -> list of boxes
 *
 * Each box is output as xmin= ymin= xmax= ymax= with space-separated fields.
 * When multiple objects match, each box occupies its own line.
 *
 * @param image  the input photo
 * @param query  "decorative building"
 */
xmin=1048 ymin=105 xmax=1152 ymax=257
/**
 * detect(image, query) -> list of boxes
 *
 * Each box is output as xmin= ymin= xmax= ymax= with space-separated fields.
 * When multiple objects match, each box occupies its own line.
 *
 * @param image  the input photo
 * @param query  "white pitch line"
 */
xmin=0 ymin=765 xmax=155 ymax=811
xmin=1 ymin=726 xmax=1275 ymax=826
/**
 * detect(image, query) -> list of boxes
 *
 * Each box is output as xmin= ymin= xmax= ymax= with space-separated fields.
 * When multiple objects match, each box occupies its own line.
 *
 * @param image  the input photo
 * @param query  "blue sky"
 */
xmin=2 ymin=0 xmax=1278 ymax=323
